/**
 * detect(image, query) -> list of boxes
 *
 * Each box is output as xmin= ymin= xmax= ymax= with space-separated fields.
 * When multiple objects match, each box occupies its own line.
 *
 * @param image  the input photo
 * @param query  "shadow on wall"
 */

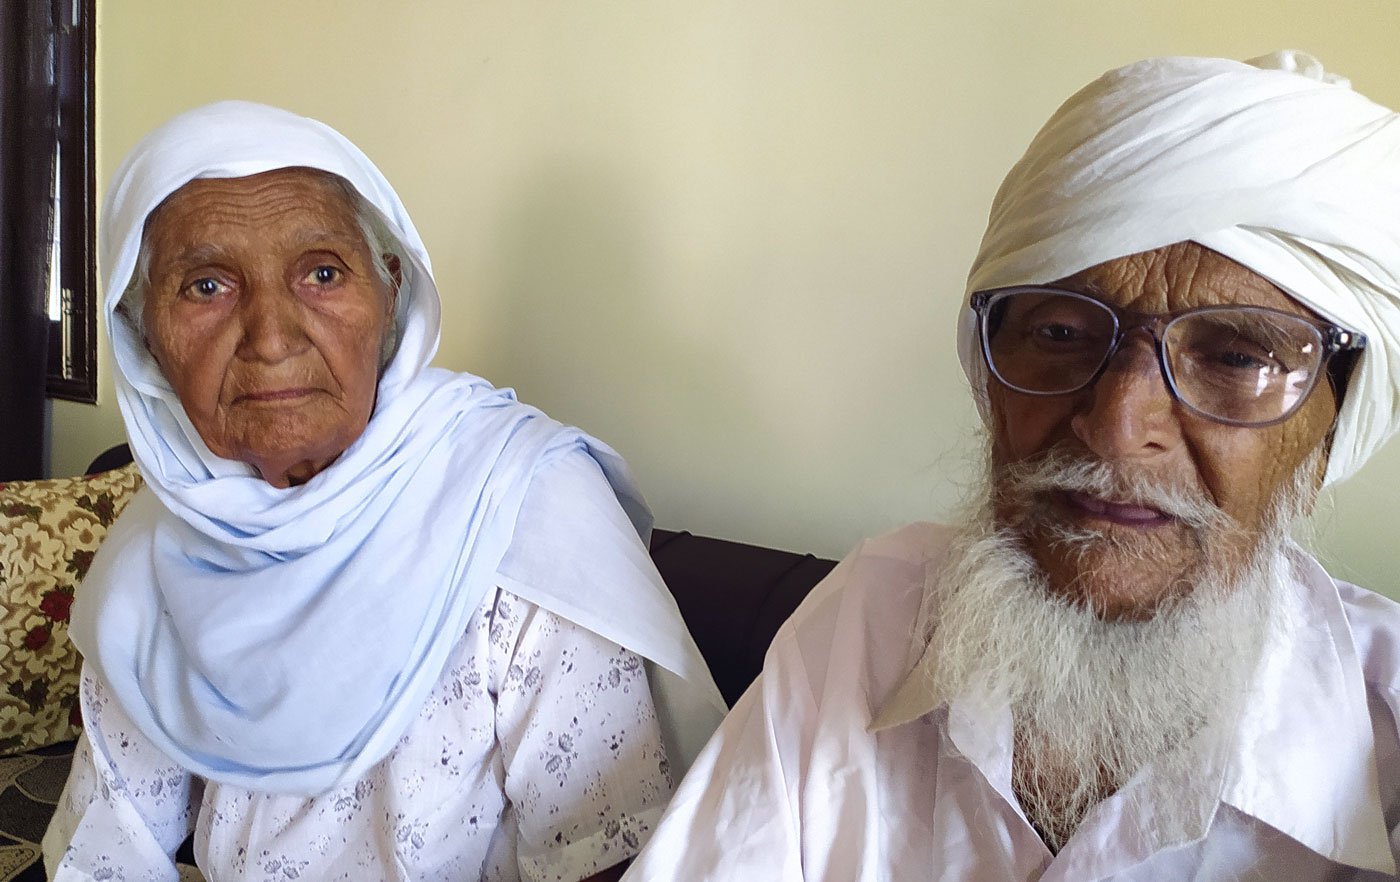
xmin=487 ymin=161 xmax=789 ymax=531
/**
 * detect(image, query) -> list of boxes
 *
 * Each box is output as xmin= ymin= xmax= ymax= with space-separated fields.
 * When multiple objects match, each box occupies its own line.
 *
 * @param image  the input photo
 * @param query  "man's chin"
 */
xmin=1040 ymin=569 xmax=1186 ymax=622
xmin=1022 ymin=529 xmax=1198 ymax=622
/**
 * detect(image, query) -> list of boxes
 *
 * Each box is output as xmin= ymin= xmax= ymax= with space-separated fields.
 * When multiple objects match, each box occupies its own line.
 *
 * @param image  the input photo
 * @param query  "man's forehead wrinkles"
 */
xmin=1056 ymin=243 xmax=1311 ymax=318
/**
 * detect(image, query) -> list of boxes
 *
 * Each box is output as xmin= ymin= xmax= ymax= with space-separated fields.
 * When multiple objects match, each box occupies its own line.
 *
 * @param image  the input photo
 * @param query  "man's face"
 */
xmin=986 ymin=241 xmax=1338 ymax=619
xmin=142 ymin=167 xmax=398 ymax=488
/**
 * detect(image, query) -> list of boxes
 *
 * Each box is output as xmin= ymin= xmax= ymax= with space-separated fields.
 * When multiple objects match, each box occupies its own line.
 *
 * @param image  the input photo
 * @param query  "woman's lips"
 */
xmin=1062 ymin=490 xmax=1173 ymax=526
xmin=235 ymin=388 xmax=317 ymax=404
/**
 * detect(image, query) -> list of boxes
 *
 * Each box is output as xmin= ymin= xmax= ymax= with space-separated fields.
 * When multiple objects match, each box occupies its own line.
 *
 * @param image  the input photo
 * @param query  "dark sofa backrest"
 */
xmin=650 ymin=529 xmax=836 ymax=705
xmin=85 ymin=443 xmax=134 ymax=475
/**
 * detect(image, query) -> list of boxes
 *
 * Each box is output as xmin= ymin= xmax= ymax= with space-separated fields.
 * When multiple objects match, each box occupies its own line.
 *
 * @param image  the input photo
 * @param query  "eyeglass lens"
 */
xmin=982 ymin=290 xmax=1325 ymax=425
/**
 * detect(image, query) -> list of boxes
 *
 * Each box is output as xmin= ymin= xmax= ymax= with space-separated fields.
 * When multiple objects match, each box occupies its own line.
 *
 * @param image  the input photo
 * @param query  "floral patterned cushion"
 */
xmin=0 ymin=465 xmax=143 ymax=755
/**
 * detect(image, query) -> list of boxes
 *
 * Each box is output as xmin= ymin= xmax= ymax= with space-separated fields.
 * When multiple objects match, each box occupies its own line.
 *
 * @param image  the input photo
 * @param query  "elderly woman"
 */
xmin=43 ymin=102 xmax=723 ymax=881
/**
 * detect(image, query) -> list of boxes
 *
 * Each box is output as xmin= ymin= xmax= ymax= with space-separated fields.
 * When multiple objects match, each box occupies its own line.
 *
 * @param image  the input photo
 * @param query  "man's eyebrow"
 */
xmin=1052 ymin=277 xmax=1110 ymax=300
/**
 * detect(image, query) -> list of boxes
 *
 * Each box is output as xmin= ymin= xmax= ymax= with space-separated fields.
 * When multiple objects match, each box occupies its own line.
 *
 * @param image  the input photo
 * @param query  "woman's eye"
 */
xmin=307 ymin=266 xmax=342 ymax=285
xmin=186 ymin=278 xmax=225 ymax=299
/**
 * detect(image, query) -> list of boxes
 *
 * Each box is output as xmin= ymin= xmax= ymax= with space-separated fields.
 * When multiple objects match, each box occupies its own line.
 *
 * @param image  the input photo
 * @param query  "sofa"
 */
xmin=0 ymin=444 xmax=836 ymax=880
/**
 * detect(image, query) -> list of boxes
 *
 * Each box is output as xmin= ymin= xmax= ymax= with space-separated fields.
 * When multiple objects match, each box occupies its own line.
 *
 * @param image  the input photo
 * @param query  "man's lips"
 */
xmin=1061 ymin=490 xmax=1174 ymax=527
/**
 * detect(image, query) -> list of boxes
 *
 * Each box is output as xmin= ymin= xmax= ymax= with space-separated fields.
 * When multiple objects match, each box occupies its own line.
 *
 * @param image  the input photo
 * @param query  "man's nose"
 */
xmin=1069 ymin=334 xmax=1180 ymax=460
xmin=235 ymin=280 xmax=309 ymax=363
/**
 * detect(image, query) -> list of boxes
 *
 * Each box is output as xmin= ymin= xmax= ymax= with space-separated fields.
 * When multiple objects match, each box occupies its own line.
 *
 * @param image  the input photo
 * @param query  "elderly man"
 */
xmin=623 ymin=51 xmax=1400 ymax=881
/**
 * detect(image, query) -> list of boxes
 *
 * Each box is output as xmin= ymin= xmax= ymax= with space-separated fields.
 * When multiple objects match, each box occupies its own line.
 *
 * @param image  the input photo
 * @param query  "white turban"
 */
xmin=959 ymin=50 xmax=1400 ymax=486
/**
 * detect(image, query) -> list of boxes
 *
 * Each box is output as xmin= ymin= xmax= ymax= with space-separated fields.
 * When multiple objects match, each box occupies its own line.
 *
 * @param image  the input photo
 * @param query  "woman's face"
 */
xmin=141 ymin=167 xmax=398 ymax=488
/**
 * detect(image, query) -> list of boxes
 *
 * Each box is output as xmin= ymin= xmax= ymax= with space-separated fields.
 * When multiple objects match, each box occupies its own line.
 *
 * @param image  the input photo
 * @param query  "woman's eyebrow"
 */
xmin=288 ymin=228 xmax=364 ymax=252
xmin=158 ymin=230 xmax=364 ymax=275
xmin=155 ymin=242 xmax=230 ymax=276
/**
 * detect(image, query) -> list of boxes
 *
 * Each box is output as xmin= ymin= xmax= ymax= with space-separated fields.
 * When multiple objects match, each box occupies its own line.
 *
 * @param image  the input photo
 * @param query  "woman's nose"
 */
xmin=235 ymin=281 xmax=309 ymax=364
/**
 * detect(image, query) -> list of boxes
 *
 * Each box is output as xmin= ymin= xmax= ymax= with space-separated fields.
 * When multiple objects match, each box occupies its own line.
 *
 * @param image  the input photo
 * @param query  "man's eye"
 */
xmin=1215 ymin=348 xmax=1283 ymax=373
xmin=1033 ymin=322 xmax=1084 ymax=343
xmin=307 ymin=266 xmax=342 ymax=285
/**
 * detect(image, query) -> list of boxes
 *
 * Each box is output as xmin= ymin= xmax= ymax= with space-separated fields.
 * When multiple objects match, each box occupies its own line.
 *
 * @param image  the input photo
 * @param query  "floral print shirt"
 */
xmin=44 ymin=588 xmax=673 ymax=881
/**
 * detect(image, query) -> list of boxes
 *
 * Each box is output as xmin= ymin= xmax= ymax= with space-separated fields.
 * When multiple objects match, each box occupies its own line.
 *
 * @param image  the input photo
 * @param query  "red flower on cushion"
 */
xmin=40 ymin=590 xmax=73 ymax=622
xmin=2 ymin=502 xmax=42 ymax=519
xmin=24 ymin=626 xmax=50 ymax=651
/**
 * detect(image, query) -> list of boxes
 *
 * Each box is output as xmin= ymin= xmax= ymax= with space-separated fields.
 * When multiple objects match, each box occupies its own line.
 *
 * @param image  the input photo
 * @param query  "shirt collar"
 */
xmin=870 ymin=649 xmax=942 ymax=732
xmin=871 ymin=544 xmax=1395 ymax=875
xmin=1216 ymin=546 xmax=1394 ymax=874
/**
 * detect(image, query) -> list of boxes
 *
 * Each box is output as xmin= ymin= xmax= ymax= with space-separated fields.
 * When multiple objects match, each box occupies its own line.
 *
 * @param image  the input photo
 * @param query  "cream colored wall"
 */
xmin=53 ymin=0 xmax=1400 ymax=595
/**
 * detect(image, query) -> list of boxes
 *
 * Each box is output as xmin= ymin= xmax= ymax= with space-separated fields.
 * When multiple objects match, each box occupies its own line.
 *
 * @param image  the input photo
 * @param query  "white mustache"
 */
xmin=996 ymin=450 xmax=1232 ymax=532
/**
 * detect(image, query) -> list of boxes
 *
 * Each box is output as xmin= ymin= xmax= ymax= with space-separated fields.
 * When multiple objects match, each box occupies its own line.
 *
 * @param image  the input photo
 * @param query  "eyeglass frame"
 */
xmin=968 ymin=285 xmax=1368 ymax=428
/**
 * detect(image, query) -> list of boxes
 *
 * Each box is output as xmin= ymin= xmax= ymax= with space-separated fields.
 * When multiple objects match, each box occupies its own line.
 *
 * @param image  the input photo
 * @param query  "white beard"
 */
xmin=918 ymin=449 xmax=1317 ymax=851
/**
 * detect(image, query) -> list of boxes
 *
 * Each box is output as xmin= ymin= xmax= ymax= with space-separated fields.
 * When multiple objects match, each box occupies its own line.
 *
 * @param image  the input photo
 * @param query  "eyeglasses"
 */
xmin=969 ymin=286 xmax=1367 ymax=427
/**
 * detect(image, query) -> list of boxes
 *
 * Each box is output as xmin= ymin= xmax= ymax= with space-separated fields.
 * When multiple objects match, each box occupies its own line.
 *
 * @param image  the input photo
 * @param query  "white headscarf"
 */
xmin=71 ymin=101 xmax=724 ymax=796
xmin=960 ymin=50 xmax=1400 ymax=486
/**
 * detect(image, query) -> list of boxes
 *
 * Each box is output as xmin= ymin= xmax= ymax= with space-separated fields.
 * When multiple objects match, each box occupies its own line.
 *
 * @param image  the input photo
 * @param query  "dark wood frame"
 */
xmin=44 ymin=0 xmax=97 ymax=404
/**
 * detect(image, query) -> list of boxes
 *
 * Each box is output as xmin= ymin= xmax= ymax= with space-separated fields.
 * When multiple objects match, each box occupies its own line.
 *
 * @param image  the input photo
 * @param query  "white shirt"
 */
xmin=624 ymin=523 xmax=1400 ymax=882
xmin=46 ymin=588 xmax=672 ymax=882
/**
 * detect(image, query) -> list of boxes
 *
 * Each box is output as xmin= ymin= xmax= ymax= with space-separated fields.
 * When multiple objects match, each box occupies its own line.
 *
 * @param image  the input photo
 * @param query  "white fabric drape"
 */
xmin=71 ymin=100 xmax=724 ymax=796
xmin=959 ymin=50 xmax=1400 ymax=486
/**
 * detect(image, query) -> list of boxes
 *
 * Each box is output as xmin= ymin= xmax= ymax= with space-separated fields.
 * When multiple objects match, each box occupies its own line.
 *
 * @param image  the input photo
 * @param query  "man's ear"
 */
xmin=1313 ymin=441 xmax=1331 ymax=490
xmin=1299 ymin=440 xmax=1331 ymax=516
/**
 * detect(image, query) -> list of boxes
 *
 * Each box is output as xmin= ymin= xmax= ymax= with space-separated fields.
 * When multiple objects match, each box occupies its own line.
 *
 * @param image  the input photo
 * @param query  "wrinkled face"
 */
xmin=142 ymin=167 xmax=398 ymax=488
xmin=987 ymin=241 xmax=1337 ymax=619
